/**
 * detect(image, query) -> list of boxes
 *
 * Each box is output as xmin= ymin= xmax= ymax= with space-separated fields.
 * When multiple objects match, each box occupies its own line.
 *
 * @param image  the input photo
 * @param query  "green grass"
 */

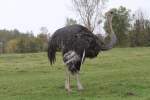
xmin=0 ymin=47 xmax=150 ymax=100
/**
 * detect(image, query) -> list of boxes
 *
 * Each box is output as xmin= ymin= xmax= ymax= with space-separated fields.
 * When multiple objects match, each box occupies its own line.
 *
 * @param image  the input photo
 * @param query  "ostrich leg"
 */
xmin=76 ymin=72 xmax=84 ymax=91
xmin=65 ymin=68 xmax=71 ymax=93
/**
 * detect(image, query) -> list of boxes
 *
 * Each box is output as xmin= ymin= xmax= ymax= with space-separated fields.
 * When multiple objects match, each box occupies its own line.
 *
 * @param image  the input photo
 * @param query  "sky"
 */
xmin=0 ymin=0 xmax=150 ymax=35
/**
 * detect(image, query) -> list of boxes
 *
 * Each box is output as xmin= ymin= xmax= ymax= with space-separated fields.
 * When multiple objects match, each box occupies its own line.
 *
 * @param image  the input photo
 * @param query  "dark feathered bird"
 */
xmin=48 ymin=10 xmax=116 ymax=92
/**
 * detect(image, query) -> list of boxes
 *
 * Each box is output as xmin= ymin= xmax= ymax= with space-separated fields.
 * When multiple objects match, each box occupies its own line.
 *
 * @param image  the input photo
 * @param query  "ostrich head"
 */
xmin=105 ymin=10 xmax=114 ymax=18
xmin=96 ymin=9 xmax=117 ymax=51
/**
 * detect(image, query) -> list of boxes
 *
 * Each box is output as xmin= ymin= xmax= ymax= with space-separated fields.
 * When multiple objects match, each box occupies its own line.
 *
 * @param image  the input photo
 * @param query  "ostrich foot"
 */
xmin=65 ymin=87 xmax=72 ymax=93
xmin=65 ymin=83 xmax=72 ymax=93
xmin=77 ymin=84 xmax=84 ymax=91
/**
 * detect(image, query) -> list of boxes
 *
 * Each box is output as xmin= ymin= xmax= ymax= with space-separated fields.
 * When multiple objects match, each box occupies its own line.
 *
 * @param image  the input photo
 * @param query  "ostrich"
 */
xmin=48 ymin=10 xmax=116 ymax=92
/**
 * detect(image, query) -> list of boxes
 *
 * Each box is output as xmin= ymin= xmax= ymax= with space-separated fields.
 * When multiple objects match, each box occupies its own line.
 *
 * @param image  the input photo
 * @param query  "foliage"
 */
xmin=0 ymin=29 xmax=48 ymax=53
xmin=5 ymin=39 xmax=18 ymax=53
xmin=129 ymin=10 xmax=150 ymax=47
xmin=15 ymin=37 xmax=40 ymax=53
xmin=37 ymin=33 xmax=48 ymax=51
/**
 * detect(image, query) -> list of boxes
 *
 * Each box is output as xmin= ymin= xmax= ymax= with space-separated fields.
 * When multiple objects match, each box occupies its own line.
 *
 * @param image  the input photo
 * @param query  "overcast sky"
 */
xmin=0 ymin=0 xmax=150 ymax=35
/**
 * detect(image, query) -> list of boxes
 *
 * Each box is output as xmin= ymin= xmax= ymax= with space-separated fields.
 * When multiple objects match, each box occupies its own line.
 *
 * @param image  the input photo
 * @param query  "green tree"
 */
xmin=5 ymin=39 xmax=18 ymax=53
xmin=145 ymin=20 xmax=150 ymax=46
xmin=0 ymin=41 xmax=4 ymax=54
xmin=15 ymin=37 xmax=42 ymax=53
xmin=0 ymin=28 xmax=49 ymax=53
xmin=37 ymin=33 xmax=48 ymax=51
xmin=129 ymin=10 xmax=150 ymax=47
xmin=15 ymin=38 xmax=26 ymax=53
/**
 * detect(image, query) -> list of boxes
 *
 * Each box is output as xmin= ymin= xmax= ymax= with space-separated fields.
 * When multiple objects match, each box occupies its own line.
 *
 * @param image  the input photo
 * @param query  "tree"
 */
xmin=5 ymin=39 xmax=18 ymax=53
xmin=40 ymin=27 xmax=48 ymax=34
xmin=65 ymin=18 xmax=77 ymax=26
xmin=129 ymin=9 xmax=150 ymax=47
xmin=15 ymin=37 xmax=42 ymax=53
xmin=144 ymin=20 xmax=150 ymax=46
xmin=104 ymin=6 xmax=131 ymax=47
xmin=0 ymin=28 xmax=49 ymax=53
xmin=72 ymin=0 xmax=107 ymax=32
xmin=0 ymin=41 xmax=4 ymax=54
xmin=37 ymin=33 xmax=48 ymax=51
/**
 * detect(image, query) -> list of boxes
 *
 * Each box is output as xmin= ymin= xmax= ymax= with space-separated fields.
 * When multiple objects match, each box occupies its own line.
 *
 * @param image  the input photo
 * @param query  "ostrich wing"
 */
xmin=48 ymin=24 xmax=101 ymax=64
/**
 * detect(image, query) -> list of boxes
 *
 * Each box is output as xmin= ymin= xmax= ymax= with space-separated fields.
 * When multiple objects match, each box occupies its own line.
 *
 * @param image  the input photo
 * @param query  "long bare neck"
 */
xmin=100 ymin=13 xmax=116 ymax=51
xmin=107 ymin=15 xmax=114 ymax=35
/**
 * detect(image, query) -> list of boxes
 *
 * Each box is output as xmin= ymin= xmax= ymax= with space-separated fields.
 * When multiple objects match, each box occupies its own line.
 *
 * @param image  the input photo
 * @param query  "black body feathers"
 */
xmin=48 ymin=24 xmax=101 ymax=73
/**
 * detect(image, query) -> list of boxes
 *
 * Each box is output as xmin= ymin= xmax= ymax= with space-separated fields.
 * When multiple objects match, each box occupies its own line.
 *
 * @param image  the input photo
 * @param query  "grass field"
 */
xmin=0 ymin=47 xmax=150 ymax=100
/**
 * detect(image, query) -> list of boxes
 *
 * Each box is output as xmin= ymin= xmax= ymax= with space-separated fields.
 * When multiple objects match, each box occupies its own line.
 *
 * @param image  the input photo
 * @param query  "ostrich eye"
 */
xmin=110 ymin=11 xmax=113 ymax=14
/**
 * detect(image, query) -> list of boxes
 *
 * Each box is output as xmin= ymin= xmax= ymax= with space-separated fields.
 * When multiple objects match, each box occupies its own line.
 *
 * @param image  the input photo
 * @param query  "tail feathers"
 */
xmin=68 ymin=65 xmax=79 ymax=74
xmin=63 ymin=51 xmax=81 ymax=74
xmin=47 ymin=41 xmax=57 ymax=65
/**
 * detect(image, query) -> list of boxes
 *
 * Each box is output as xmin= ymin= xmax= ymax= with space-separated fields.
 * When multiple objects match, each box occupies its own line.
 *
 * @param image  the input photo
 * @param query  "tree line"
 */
xmin=0 ymin=0 xmax=150 ymax=54
xmin=0 ymin=29 xmax=48 ymax=53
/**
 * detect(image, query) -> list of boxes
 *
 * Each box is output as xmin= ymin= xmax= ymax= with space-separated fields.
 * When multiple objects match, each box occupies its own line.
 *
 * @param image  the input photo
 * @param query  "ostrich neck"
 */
xmin=100 ymin=15 xmax=116 ymax=51
xmin=107 ymin=16 xmax=114 ymax=35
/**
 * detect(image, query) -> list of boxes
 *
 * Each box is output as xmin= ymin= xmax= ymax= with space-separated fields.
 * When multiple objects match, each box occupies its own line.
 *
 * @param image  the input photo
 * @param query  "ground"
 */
xmin=0 ymin=47 xmax=150 ymax=100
